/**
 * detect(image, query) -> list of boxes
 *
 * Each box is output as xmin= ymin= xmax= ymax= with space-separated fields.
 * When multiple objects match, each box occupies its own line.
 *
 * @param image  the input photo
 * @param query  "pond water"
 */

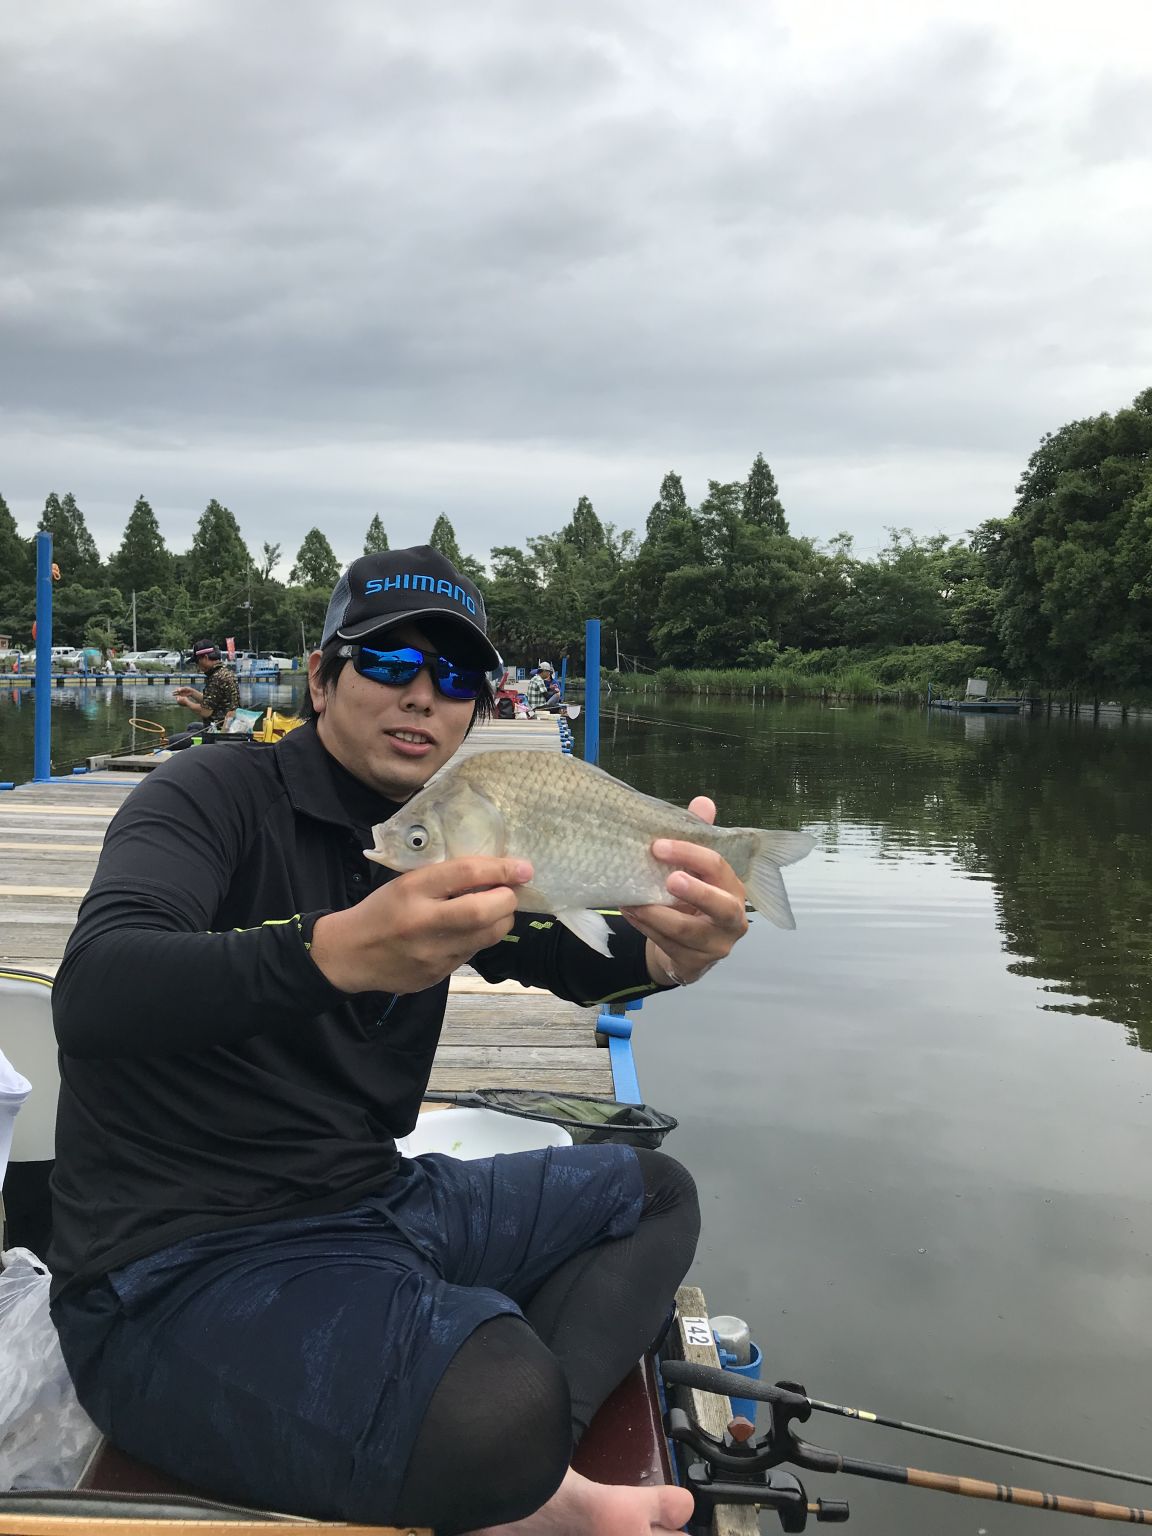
xmin=2 ymin=684 xmax=1150 ymax=1532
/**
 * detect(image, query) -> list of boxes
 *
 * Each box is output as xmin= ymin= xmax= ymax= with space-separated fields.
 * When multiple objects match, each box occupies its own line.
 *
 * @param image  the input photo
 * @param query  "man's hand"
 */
xmin=622 ymin=797 xmax=749 ymax=987
xmin=310 ymin=857 xmax=534 ymax=995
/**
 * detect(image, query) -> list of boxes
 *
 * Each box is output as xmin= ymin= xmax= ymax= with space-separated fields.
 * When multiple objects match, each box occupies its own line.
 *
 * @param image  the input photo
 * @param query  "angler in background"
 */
xmin=48 ymin=547 xmax=758 ymax=1536
xmin=171 ymin=637 xmax=239 ymax=732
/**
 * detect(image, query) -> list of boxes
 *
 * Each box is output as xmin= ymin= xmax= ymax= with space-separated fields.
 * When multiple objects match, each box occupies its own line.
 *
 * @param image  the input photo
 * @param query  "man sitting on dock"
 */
xmin=171 ymin=637 xmax=240 ymax=730
xmin=524 ymin=659 xmax=556 ymax=712
xmin=49 ymin=547 xmax=751 ymax=1536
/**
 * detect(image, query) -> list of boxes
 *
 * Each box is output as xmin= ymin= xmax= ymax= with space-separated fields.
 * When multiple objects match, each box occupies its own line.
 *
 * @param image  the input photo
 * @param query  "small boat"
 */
xmin=928 ymin=678 xmax=1024 ymax=713
xmin=930 ymin=697 xmax=1024 ymax=713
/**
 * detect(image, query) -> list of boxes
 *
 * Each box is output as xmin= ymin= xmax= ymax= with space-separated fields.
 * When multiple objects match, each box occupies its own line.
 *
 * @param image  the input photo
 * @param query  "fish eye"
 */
xmin=405 ymin=824 xmax=430 ymax=852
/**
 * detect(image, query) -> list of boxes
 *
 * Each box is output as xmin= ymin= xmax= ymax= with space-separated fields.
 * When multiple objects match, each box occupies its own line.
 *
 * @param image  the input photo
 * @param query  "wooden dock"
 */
xmin=0 ymin=714 xmax=612 ymax=1095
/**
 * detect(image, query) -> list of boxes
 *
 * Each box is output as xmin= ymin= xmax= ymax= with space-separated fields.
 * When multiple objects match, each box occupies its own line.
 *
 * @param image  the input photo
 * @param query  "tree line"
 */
xmin=1 ymin=386 xmax=1149 ymax=694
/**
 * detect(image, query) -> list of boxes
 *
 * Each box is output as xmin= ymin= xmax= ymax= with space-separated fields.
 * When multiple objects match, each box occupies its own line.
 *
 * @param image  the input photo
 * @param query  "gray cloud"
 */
xmin=2 ymin=0 xmax=1150 ymax=564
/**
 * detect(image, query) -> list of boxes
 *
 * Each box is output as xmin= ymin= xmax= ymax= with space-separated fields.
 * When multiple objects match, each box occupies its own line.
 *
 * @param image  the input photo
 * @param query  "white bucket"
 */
xmin=397 ymin=1106 xmax=572 ymax=1160
xmin=0 ymin=1046 xmax=33 ymax=1189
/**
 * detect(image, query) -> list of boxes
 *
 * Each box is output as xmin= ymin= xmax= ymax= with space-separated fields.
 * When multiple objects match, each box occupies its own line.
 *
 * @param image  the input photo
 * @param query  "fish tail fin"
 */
xmin=744 ymin=830 xmax=816 ymax=930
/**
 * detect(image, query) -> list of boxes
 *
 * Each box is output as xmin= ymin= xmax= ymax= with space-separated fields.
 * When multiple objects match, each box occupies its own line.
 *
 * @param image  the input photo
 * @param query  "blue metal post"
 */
xmin=559 ymin=656 xmax=568 ymax=699
xmin=584 ymin=618 xmax=600 ymax=764
xmin=33 ymin=531 xmax=53 ymax=783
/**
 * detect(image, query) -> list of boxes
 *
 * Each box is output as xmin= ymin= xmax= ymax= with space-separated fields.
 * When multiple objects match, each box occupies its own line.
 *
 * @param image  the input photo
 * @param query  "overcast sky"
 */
xmin=3 ymin=0 xmax=1151 ymax=571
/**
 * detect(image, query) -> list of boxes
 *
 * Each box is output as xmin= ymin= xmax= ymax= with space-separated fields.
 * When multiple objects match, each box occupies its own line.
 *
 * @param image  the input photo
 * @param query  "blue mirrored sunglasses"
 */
xmin=339 ymin=644 xmax=487 ymax=701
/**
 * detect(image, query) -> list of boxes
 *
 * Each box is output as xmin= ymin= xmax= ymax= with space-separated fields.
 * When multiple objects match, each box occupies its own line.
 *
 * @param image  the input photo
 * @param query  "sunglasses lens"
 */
xmin=435 ymin=661 xmax=485 ymax=701
xmin=356 ymin=647 xmax=424 ymax=685
xmin=355 ymin=646 xmax=485 ymax=701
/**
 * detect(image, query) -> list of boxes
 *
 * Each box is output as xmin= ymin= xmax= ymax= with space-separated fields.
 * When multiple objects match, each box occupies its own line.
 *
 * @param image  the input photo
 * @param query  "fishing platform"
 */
xmin=0 ymin=715 xmax=616 ymax=1094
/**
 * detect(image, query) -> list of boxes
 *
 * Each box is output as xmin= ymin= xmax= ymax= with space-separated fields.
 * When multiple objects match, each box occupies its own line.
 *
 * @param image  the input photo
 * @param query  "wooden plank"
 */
xmin=429 ymin=1044 xmax=606 ymax=1070
xmin=0 ymin=885 xmax=89 ymax=898
xmin=448 ymin=974 xmax=550 ymax=995
xmin=428 ymin=1063 xmax=613 ymax=1091
xmin=442 ymin=995 xmax=592 ymax=1022
xmin=440 ymin=1023 xmax=593 ymax=1047
xmin=0 ymin=804 xmax=117 ymax=817
xmin=0 ymin=840 xmax=105 ymax=851
xmin=2 ymin=1511 xmax=426 ymax=1536
xmin=0 ymin=908 xmax=80 ymax=923
xmin=669 ymin=1284 xmax=760 ymax=1536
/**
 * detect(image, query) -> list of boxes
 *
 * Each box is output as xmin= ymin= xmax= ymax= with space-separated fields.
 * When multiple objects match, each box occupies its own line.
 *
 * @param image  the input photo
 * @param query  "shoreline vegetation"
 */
xmin=2 ymin=387 xmax=1148 ymax=708
xmin=584 ymin=656 xmax=1151 ymax=716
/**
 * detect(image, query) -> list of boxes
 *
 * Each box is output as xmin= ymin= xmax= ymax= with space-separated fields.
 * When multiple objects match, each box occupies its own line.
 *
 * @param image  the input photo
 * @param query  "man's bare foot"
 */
xmin=469 ymin=1466 xmax=694 ymax=1536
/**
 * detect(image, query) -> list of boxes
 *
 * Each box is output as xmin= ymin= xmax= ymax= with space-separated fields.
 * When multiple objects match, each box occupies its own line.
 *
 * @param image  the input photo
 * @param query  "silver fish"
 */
xmin=364 ymin=750 xmax=815 ymax=957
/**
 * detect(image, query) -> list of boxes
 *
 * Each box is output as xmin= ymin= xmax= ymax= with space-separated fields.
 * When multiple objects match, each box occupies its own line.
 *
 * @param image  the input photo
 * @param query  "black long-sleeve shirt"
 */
xmin=49 ymin=724 xmax=662 ymax=1296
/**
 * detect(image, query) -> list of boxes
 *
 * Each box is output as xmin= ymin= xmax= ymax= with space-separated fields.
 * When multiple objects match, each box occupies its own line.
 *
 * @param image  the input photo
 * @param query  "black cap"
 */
xmin=189 ymin=639 xmax=220 ymax=662
xmin=320 ymin=546 xmax=498 ymax=666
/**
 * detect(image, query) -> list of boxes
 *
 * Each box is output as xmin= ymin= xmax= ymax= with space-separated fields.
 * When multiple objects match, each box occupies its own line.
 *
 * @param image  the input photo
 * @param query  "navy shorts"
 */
xmin=53 ymin=1144 xmax=643 ymax=1522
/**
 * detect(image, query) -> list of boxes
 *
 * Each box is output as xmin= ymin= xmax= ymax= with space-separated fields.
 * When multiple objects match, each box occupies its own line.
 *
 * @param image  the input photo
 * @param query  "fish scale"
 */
xmin=366 ymin=749 xmax=815 ymax=955
xmin=448 ymin=752 xmax=759 ymax=908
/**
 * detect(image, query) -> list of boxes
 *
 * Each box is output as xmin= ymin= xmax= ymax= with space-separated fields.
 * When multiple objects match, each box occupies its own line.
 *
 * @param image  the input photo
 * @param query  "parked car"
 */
xmin=136 ymin=649 xmax=182 ymax=667
xmin=18 ymin=645 xmax=80 ymax=665
xmin=233 ymin=653 xmax=294 ymax=674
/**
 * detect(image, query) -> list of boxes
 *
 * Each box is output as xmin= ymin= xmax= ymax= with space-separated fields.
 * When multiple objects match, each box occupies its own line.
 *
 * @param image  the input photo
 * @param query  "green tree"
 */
xmin=188 ymin=499 xmax=252 ymax=577
xmin=133 ymin=584 xmax=191 ymax=650
xmin=651 ymin=527 xmax=813 ymax=667
xmin=485 ymin=545 xmax=548 ymax=661
xmin=994 ymin=388 xmax=1152 ymax=693
xmin=696 ymin=480 xmax=745 ymax=563
xmin=428 ymin=513 xmax=485 ymax=584
xmin=258 ymin=542 xmax=282 ymax=581
xmin=50 ymin=584 xmax=124 ymax=648
xmin=645 ymin=472 xmax=689 ymax=542
xmin=289 ymin=527 xmax=340 ymax=588
xmin=838 ymin=530 xmax=964 ymax=649
xmin=429 ymin=513 xmax=464 ymax=566
xmin=109 ymin=495 xmax=171 ymax=596
xmin=559 ymin=496 xmax=607 ymax=558
xmin=363 ymin=515 xmax=390 ymax=555
xmin=282 ymin=584 xmax=332 ymax=654
xmin=38 ymin=491 xmax=103 ymax=585
xmin=742 ymin=452 xmax=788 ymax=534
xmin=0 ymin=494 xmax=31 ymax=620
xmin=618 ymin=478 xmax=706 ymax=659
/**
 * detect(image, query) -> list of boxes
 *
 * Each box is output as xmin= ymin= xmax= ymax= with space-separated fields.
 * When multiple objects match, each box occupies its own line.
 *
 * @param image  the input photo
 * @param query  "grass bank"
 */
xmin=605 ymin=644 xmax=1011 ymax=702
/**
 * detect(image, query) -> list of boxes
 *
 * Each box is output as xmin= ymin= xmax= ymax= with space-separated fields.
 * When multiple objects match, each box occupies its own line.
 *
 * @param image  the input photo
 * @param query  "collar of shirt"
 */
xmin=275 ymin=720 xmax=403 ymax=835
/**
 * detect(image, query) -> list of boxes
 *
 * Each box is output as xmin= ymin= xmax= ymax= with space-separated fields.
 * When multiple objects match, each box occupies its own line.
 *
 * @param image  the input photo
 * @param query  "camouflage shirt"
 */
xmin=201 ymin=663 xmax=240 ymax=726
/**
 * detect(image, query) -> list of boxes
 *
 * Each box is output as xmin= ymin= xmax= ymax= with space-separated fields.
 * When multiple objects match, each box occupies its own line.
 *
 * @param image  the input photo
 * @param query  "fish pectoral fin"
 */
xmin=555 ymin=908 xmax=615 ymax=957
xmin=443 ymin=782 xmax=506 ymax=858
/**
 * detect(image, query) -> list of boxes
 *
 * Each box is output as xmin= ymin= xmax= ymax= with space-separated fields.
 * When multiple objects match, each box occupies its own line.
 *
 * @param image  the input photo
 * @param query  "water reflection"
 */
xmin=597 ymin=698 xmax=1152 ymax=1053
xmin=2 ymin=686 xmax=1149 ymax=1051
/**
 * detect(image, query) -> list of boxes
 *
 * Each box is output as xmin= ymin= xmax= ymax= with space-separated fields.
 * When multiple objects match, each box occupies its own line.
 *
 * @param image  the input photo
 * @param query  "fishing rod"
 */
xmin=661 ymin=1359 xmax=1152 ymax=1489
xmin=601 ymin=707 xmax=833 ymax=741
xmin=661 ymin=1360 xmax=1152 ymax=1527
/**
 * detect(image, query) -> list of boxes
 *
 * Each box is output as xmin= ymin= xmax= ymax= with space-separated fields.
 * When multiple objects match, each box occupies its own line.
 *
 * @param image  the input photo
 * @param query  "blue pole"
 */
xmin=34 ymin=531 xmax=54 ymax=782
xmin=559 ymin=655 xmax=568 ymax=699
xmin=584 ymin=618 xmax=600 ymax=764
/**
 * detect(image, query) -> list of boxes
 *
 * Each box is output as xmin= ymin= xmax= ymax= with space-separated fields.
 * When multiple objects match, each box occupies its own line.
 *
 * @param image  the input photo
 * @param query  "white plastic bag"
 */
xmin=0 ymin=1248 xmax=101 ymax=1491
